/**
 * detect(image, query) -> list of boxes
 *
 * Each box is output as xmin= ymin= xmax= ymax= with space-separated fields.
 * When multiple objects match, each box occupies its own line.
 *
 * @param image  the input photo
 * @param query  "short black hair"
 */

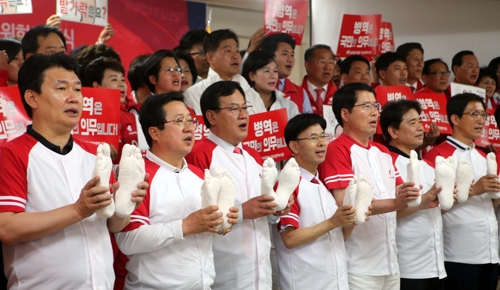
xmin=142 ymin=49 xmax=179 ymax=93
xmin=127 ymin=54 xmax=150 ymax=92
xmin=68 ymin=44 xmax=88 ymax=60
xmin=18 ymin=53 xmax=80 ymax=118
xmin=21 ymin=25 xmax=66 ymax=59
xmin=175 ymin=50 xmax=198 ymax=84
xmin=477 ymin=67 xmax=498 ymax=93
xmin=203 ymin=29 xmax=239 ymax=55
xmin=139 ymin=92 xmax=185 ymax=148
xmin=83 ymin=57 xmax=125 ymax=87
xmin=422 ymin=58 xmax=449 ymax=75
xmin=242 ymin=50 xmax=275 ymax=87
xmin=200 ymin=81 xmax=245 ymax=129
xmin=396 ymin=43 xmax=424 ymax=59
xmin=77 ymin=44 xmax=121 ymax=76
xmin=375 ymin=52 xmax=406 ymax=77
xmin=304 ymin=44 xmax=333 ymax=62
xmin=446 ymin=93 xmax=485 ymax=129
xmin=284 ymin=113 xmax=326 ymax=151
xmin=261 ymin=33 xmax=296 ymax=54
xmin=0 ymin=38 xmax=22 ymax=63
xmin=332 ymin=82 xmax=375 ymax=127
xmin=451 ymin=50 xmax=475 ymax=70
xmin=380 ymin=100 xmax=422 ymax=142
xmin=178 ymin=29 xmax=209 ymax=51
xmin=488 ymin=57 xmax=500 ymax=74
xmin=340 ymin=55 xmax=370 ymax=75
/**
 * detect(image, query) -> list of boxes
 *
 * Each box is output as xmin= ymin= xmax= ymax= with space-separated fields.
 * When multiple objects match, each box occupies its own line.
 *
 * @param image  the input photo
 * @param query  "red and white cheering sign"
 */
xmin=413 ymin=93 xmax=452 ymax=135
xmin=264 ymin=0 xmax=308 ymax=45
xmin=376 ymin=86 xmax=414 ymax=134
xmin=72 ymin=87 xmax=120 ymax=149
xmin=337 ymin=14 xmax=381 ymax=59
xmin=0 ymin=86 xmax=31 ymax=146
xmin=474 ymin=108 xmax=500 ymax=148
xmin=379 ymin=21 xmax=394 ymax=54
xmin=244 ymin=108 xmax=291 ymax=162
xmin=195 ymin=109 xmax=292 ymax=162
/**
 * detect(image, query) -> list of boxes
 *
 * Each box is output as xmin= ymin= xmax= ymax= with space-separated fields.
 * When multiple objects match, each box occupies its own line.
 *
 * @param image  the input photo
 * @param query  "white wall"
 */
xmin=206 ymin=4 xmax=310 ymax=84
xmin=311 ymin=0 xmax=500 ymax=67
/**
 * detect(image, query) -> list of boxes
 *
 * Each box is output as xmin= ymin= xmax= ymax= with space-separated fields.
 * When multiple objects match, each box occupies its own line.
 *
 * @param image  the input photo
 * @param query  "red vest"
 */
xmin=301 ymin=75 xmax=337 ymax=115
xmin=281 ymin=78 xmax=306 ymax=113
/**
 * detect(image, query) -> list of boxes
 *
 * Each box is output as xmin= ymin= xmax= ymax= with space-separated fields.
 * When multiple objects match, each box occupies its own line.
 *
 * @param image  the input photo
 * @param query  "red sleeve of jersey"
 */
xmin=277 ymin=179 xmax=301 ymax=231
xmin=187 ymin=164 xmax=204 ymax=179
xmin=243 ymin=145 xmax=263 ymax=166
xmin=318 ymin=140 xmax=353 ymax=190
xmin=0 ymin=70 xmax=8 ymax=87
xmin=423 ymin=146 xmax=443 ymax=168
xmin=185 ymin=139 xmax=216 ymax=170
xmin=0 ymin=136 xmax=36 ymax=213
xmin=122 ymin=160 xmax=159 ymax=232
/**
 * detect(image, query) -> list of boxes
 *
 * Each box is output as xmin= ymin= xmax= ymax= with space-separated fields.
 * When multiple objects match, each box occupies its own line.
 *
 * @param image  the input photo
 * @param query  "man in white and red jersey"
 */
xmin=318 ymin=82 xmax=420 ymax=290
xmin=380 ymin=100 xmax=446 ymax=290
xmin=274 ymin=113 xmax=357 ymax=290
xmin=114 ymin=92 xmax=238 ymax=289
xmin=186 ymin=81 xmax=292 ymax=289
xmin=0 ymin=53 xmax=147 ymax=290
xmin=301 ymin=44 xmax=337 ymax=116
xmin=424 ymin=93 xmax=500 ymax=290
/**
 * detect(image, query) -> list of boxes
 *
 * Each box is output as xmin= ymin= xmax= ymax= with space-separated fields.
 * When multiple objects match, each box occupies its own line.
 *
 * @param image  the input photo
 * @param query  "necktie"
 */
xmin=233 ymin=147 xmax=242 ymax=154
xmin=276 ymin=80 xmax=281 ymax=91
xmin=311 ymin=178 xmax=319 ymax=184
xmin=315 ymin=88 xmax=324 ymax=115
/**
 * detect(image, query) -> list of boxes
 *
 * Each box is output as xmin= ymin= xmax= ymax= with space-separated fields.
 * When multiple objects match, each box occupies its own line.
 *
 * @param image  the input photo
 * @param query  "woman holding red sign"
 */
xmin=242 ymin=50 xmax=299 ymax=120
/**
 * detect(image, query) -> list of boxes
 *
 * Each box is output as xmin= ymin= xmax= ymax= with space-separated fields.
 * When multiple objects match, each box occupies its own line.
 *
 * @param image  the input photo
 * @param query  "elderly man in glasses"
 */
xmin=186 ymin=81 xmax=292 ymax=289
xmin=318 ymin=82 xmax=420 ymax=290
xmin=114 ymin=92 xmax=239 ymax=289
xmin=424 ymin=93 xmax=500 ymax=290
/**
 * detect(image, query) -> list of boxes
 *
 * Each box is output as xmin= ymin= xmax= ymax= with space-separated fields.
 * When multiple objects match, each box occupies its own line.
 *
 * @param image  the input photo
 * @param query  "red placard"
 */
xmin=244 ymin=109 xmax=292 ymax=162
xmin=376 ymin=86 xmax=414 ymax=134
xmin=0 ymin=86 xmax=31 ymax=146
xmin=195 ymin=109 xmax=292 ymax=162
xmin=378 ymin=22 xmax=394 ymax=54
xmin=337 ymin=14 xmax=382 ymax=59
xmin=413 ymin=93 xmax=452 ymax=135
xmin=72 ymin=87 xmax=120 ymax=149
xmin=474 ymin=108 xmax=500 ymax=148
xmin=194 ymin=115 xmax=210 ymax=141
xmin=264 ymin=0 xmax=308 ymax=45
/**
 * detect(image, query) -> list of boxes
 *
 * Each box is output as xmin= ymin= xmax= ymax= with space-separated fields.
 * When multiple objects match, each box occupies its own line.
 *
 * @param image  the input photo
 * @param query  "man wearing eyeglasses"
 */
xmin=115 ymin=91 xmax=239 ymax=289
xmin=420 ymin=59 xmax=451 ymax=94
xmin=178 ymin=29 xmax=210 ymax=81
xmin=274 ymin=113 xmax=357 ymax=290
xmin=184 ymin=29 xmax=266 ymax=116
xmin=186 ymin=81 xmax=292 ymax=289
xmin=424 ymin=93 xmax=500 ymax=290
xmin=301 ymin=44 xmax=337 ymax=116
xmin=318 ymin=83 xmax=420 ymax=290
